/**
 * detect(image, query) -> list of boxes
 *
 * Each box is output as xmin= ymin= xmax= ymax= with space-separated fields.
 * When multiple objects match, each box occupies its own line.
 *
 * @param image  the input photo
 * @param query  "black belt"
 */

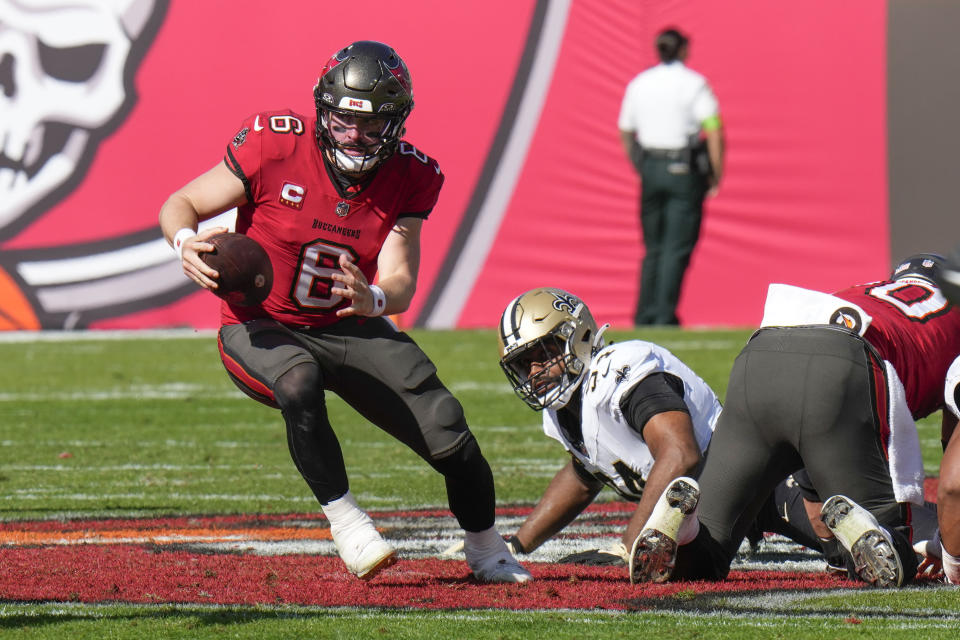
xmin=643 ymin=148 xmax=687 ymax=160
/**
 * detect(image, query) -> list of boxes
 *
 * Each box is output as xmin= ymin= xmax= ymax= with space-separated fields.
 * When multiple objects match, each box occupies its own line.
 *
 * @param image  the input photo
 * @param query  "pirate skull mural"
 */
xmin=0 ymin=0 xmax=163 ymax=236
xmin=0 ymin=0 xmax=185 ymax=331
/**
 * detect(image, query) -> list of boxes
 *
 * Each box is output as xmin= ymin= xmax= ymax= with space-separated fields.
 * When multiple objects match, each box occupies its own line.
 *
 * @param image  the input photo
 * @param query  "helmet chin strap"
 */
xmin=592 ymin=323 xmax=610 ymax=356
xmin=332 ymin=148 xmax=382 ymax=174
xmin=546 ymin=322 xmax=610 ymax=410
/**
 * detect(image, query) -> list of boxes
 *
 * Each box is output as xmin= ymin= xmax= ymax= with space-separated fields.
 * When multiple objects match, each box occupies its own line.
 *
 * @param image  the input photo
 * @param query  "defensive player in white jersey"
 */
xmin=496 ymin=287 xmax=721 ymax=566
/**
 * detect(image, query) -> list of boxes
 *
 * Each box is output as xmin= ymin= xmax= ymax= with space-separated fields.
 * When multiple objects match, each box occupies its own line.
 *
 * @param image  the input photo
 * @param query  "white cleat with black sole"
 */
xmin=820 ymin=495 xmax=903 ymax=587
xmin=629 ymin=476 xmax=700 ymax=584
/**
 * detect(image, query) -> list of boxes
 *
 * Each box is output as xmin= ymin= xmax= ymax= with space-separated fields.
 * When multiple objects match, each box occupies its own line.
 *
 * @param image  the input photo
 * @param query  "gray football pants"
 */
xmin=218 ymin=316 xmax=496 ymax=531
xmin=673 ymin=326 xmax=918 ymax=581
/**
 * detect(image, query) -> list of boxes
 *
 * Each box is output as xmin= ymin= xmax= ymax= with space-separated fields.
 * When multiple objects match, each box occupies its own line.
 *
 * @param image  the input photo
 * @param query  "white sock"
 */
xmin=942 ymin=543 xmax=960 ymax=585
xmin=677 ymin=504 xmax=701 ymax=545
xmin=321 ymin=491 xmax=368 ymax=530
xmin=464 ymin=526 xmax=508 ymax=559
xmin=644 ymin=485 xmax=700 ymax=545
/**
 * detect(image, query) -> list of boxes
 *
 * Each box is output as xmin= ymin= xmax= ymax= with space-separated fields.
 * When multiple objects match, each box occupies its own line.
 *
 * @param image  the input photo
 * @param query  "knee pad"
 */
xmin=419 ymin=391 xmax=469 ymax=458
xmin=429 ymin=432 xmax=484 ymax=477
xmin=433 ymin=392 xmax=465 ymax=427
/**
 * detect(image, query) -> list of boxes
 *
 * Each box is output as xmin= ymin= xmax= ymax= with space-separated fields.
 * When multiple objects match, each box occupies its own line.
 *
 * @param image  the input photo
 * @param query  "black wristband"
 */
xmin=505 ymin=534 xmax=527 ymax=554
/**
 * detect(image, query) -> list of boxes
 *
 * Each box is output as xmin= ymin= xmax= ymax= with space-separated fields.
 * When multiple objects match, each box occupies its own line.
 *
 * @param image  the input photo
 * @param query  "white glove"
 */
xmin=914 ymin=529 xmax=944 ymax=580
xmin=604 ymin=540 xmax=630 ymax=563
xmin=557 ymin=540 xmax=629 ymax=566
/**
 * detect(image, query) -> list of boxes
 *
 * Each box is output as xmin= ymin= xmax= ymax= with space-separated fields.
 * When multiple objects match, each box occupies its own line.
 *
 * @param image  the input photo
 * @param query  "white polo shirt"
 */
xmin=618 ymin=61 xmax=719 ymax=150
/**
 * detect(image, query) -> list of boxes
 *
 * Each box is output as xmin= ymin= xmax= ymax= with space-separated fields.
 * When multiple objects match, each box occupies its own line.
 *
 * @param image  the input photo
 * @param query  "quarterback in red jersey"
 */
xmin=628 ymin=254 xmax=960 ymax=588
xmin=159 ymin=41 xmax=530 ymax=584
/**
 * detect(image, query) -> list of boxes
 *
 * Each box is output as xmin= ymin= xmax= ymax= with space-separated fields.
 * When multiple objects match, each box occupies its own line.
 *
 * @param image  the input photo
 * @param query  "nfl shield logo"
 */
xmin=231 ymin=127 xmax=249 ymax=149
xmin=336 ymin=201 xmax=350 ymax=217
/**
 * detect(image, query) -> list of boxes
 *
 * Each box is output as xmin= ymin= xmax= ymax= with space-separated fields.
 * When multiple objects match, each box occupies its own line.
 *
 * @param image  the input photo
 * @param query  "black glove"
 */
xmin=819 ymin=537 xmax=854 ymax=577
xmin=504 ymin=535 xmax=526 ymax=555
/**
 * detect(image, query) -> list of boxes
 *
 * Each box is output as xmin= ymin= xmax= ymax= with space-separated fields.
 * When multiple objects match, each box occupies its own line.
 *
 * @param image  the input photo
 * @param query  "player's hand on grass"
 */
xmin=914 ymin=532 xmax=944 ymax=580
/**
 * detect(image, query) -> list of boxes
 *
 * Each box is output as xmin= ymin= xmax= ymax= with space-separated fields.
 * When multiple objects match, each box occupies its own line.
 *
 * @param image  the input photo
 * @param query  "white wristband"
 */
xmin=173 ymin=228 xmax=196 ymax=260
xmin=944 ymin=543 xmax=960 ymax=585
xmin=366 ymin=285 xmax=386 ymax=317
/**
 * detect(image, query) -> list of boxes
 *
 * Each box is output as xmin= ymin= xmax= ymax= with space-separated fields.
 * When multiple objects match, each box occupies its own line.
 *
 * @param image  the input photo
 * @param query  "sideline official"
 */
xmin=618 ymin=28 xmax=724 ymax=326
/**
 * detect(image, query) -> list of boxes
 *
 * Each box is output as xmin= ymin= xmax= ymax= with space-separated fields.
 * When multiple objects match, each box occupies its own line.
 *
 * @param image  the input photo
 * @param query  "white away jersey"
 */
xmin=543 ymin=340 xmax=721 ymax=500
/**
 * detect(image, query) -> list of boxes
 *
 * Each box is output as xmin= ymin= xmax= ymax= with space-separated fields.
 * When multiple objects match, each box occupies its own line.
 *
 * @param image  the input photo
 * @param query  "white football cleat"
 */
xmin=330 ymin=518 xmax=397 ymax=580
xmin=820 ymin=495 xmax=903 ymax=587
xmin=629 ymin=476 xmax=700 ymax=584
xmin=468 ymin=549 xmax=533 ymax=583
xmin=464 ymin=528 xmax=532 ymax=583
xmin=323 ymin=491 xmax=397 ymax=580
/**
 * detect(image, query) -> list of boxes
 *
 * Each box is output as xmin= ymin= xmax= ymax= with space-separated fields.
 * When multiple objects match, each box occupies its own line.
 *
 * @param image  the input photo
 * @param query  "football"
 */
xmin=200 ymin=232 xmax=273 ymax=306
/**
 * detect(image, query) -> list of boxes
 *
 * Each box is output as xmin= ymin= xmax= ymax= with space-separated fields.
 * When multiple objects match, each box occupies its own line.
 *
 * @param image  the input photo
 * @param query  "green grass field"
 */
xmin=0 ymin=328 xmax=955 ymax=638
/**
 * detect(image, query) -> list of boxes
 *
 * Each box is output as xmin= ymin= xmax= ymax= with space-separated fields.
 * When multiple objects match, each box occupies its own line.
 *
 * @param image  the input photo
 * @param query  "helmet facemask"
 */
xmin=500 ymin=323 xmax=586 ymax=411
xmin=316 ymin=104 xmax=408 ymax=174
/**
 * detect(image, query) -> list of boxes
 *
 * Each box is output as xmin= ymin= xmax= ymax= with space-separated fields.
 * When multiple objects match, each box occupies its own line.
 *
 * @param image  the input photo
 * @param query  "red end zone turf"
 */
xmin=0 ymin=483 xmax=942 ymax=610
xmin=0 ymin=544 xmax=858 ymax=610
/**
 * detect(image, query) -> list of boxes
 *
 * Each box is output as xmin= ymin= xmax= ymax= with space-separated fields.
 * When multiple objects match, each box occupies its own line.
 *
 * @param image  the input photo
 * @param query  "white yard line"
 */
xmin=0 ymin=329 xmax=218 ymax=342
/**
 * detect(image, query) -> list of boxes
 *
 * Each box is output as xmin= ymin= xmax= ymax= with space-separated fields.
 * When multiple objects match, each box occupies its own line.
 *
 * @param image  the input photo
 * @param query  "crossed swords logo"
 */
xmin=0 ymin=211 xmax=234 ymax=329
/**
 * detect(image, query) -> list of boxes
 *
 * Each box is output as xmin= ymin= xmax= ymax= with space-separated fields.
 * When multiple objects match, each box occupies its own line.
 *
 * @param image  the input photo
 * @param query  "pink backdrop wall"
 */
xmin=0 ymin=0 xmax=887 ymax=330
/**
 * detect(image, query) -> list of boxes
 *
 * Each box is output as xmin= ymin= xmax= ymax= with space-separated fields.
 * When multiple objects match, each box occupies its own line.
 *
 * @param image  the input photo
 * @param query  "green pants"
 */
xmin=635 ymin=155 xmax=706 ymax=325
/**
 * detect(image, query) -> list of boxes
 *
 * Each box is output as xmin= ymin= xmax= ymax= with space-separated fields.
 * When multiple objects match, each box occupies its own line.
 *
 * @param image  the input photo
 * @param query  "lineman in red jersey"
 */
xmin=159 ymin=41 xmax=531 ymax=583
xmin=628 ymin=254 xmax=960 ymax=587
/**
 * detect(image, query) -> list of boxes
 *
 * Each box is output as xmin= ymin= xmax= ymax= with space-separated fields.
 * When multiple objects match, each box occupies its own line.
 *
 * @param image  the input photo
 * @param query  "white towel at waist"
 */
xmin=761 ymin=283 xmax=872 ymax=336
xmin=885 ymin=361 xmax=925 ymax=505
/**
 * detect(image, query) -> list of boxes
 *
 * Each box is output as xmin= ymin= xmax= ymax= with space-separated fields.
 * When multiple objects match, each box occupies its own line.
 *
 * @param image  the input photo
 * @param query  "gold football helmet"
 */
xmin=498 ymin=288 xmax=607 ymax=410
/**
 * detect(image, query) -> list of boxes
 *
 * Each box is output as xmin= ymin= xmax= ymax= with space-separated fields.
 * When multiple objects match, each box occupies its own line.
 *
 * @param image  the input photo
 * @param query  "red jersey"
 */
xmin=835 ymin=276 xmax=960 ymax=418
xmin=220 ymin=109 xmax=443 ymax=328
